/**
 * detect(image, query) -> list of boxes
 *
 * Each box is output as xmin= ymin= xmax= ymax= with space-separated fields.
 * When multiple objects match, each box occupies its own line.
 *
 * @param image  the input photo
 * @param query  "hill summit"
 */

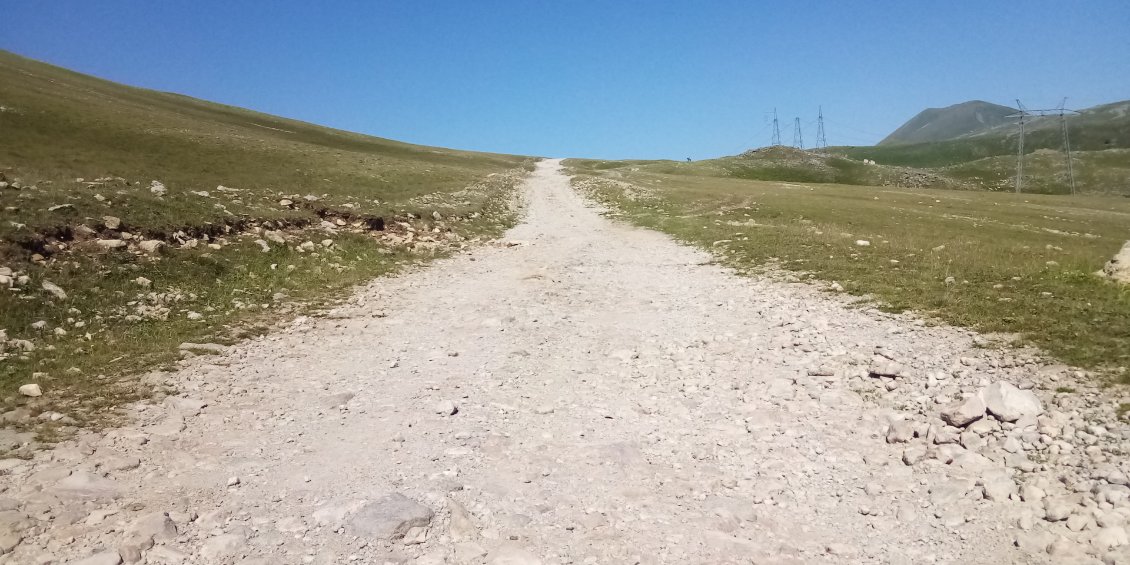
xmin=879 ymin=100 xmax=1016 ymax=145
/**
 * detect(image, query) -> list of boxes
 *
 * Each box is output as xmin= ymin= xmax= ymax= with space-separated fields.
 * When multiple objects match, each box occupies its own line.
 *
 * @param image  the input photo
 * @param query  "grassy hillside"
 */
xmin=943 ymin=148 xmax=1130 ymax=195
xmin=566 ymin=161 xmax=1130 ymax=382
xmin=879 ymin=100 xmax=1015 ymax=146
xmin=571 ymin=146 xmax=971 ymax=189
xmin=0 ymin=50 xmax=534 ymax=434
xmin=841 ymin=100 xmax=1130 ymax=171
xmin=0 ymin=50 xmax=530 ymax=243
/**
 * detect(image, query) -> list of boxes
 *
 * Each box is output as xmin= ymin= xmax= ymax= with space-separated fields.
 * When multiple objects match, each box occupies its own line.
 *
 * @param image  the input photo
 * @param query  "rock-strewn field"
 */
xmin=1 ymin=160 xmax=1128 ymax=564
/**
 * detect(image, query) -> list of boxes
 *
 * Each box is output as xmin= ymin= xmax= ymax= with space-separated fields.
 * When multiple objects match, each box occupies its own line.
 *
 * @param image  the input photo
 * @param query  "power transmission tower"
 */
xmin=771 ymin=108 xmax=781 ymax=146
xmin=1007 ymin=99 xmax=1028 ymax=193
xmin=815 ymin=106 xmax=828 ymax=152
xmin=793 ymin=117 xmax=804 ymax=149
xmin=1057 ymin=98 xmax=1077 ymax=195
xmin=1006 ymin=99 xmax=1081 ymax=194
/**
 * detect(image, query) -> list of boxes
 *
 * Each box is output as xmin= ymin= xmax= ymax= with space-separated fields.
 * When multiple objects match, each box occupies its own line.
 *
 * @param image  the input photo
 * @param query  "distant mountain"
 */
xmin=879 ymin=101 xmax=1017 ymax=146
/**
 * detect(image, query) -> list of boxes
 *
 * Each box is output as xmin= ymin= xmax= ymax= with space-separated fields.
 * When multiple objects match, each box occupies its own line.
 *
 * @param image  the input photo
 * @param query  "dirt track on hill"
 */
xmin=3 ymin=160 xmax=1128 ymax=565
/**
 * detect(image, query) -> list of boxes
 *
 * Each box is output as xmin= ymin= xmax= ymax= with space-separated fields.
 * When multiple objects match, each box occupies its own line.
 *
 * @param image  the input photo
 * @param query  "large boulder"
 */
xmin=1101 ymin=240 xmax=1130 ymax=283
xmin=981 ymin=382 xmax=1042 ymax=422
xmin=347 ymin=493 xmax=434 ymax=540
xmin=52 ymin=472 xmax=121 ymax=500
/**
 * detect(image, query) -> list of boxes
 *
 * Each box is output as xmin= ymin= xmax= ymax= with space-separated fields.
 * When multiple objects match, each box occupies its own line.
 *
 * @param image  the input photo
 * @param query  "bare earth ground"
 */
xmin=2 ymin=160 xmax=1128 ymax=564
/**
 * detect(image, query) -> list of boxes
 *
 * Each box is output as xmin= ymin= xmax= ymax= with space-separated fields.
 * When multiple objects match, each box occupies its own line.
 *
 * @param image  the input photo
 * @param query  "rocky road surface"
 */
xmin=2 ymin=160 xmax=1128 ymax=564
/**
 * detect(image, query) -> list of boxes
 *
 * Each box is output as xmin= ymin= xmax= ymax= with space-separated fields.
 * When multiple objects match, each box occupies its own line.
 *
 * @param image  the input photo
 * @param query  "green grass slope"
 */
xmin=0 ymin=49 xmax=530 ymax=243
xmin=571 ymin=146 xmax=971 ymax=189
xmin=841 ymin=100 xmax=1130 ymax=173
xmin=0 ymin=50 xmax=534 ymax=435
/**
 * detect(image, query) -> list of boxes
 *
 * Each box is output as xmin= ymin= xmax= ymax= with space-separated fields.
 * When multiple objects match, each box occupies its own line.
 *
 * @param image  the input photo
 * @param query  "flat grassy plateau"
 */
xmin=565 ymin=161 xmax=1130 ymax=391
xmin=0 ymin=50 xmax=534 ymax=440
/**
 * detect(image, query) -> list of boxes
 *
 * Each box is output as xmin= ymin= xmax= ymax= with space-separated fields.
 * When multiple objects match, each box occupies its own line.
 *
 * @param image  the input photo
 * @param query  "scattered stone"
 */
xmin=178 ymin=342 xmax=227 ymax=355
xmin=902 ymin=445 xmax=927 ymax=466
xmin=125 ymin=511 xmax=177 ymax=543
xmin=53 ymin=471 xmax=121 ymax=500
xmin=608 ymin=349 xmax=638 ymax=362
xmin=8 ymin=339 xmax=33 ymax=352
xmin=100 ymin=456 xmax=141 ymax=472
xmin=455 ymin=542 xmax=488 ymax=563
xmin=1101 ymin=240 xmax=1130 ymax=283
xmin=868 ymin=356 xmax=908 ymax=378
xmin=1015 ymin=531 xmax=1055 ymax=554
xmin=347 ymin=493 xmax=434 ymax=540
xmin=138 ymin=240 xmax=163 ymax=254
xmin=199 ymin=533 xmax=246 ymax=561
xmin=825 ymin=543 xmax=859 ymax=557
xmin=68 ymin=550 xmax=123 ymax=565
xmin=1066 ymin=513 xmax=1091 ymax=532
xmin=885 ymin=419 xmax=915 ymax=443
xmin=42 ymin=280 xmax=68 ymax=300
xmin=0 ymin=531 xmax=21 ymax=554
xmin=18 ymin=384 xmax=41 ymax=397
xmin=96 ymin=239 xmax=127 ymax=250
xmin=402 ymin=524 xmax=428 ymax=545
xmin=448 ymin=498 xmax=477 ymax=541
xmin=486 ymin=544 xmax=543 ymax=565
xmin=312 ymin=500 xmax=365 ymax=529
xmin=1092 ymin=526 xmax=1129 ymax=550
xmin=1044 ymin=497 xmax=1078 ymax=522
xmin=435 ymin=400 xmax=458 ymax=416
xmin=1020 ymin=484 xmax=1046 ymax=503
xmin=855 ymin=240 xmax=871 ymax=247
xmin=980 ymin=469 xmax=1018 ymax=501
xmin=150 ymin=181 xmax=166 ymax=195
xmin=321 ymin=392 xmax=355 ymax=408
xmin=165 ymin=397 xmax=208 ymax=414
xmin=940 ymin=395 xmax=985 ymax=427
xmin=103 ymin=216 xmax=122 ymax=230
xmin=146 ymin=547 xmax=188 ymax=563
xmin=117 ymin=544 xmax=142 ymax=564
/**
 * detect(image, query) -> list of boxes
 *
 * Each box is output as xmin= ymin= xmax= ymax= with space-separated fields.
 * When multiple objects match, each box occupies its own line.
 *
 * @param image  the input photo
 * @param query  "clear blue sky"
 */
xmin=3 ymin=1 xmax=1129 ymax=159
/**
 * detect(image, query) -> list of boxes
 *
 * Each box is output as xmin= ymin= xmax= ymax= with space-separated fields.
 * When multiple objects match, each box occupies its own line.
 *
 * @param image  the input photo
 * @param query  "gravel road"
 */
xmin=2 ymin=159 xmax=1128 ymax=565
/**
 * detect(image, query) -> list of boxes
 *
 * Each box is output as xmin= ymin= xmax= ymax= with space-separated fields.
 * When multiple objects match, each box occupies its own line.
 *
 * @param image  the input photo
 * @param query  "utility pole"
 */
xmin=815 ymin=106 xmax=828 ymax=152
xmin=793 ymin=117 xmax=804 ymax=149
xmin=1006 ymin=99 xmax=1081 ymax=194
xmin=771 ymin=108 xmax=781 ymax=146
